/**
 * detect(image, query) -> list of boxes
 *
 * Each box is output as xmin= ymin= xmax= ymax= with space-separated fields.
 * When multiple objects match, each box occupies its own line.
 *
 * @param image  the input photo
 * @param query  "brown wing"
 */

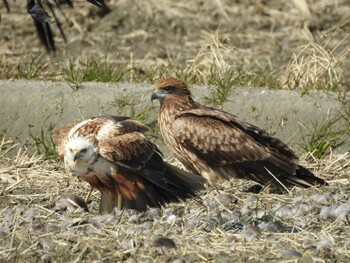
xmin=98 ymin=131 xmax=156 ymax=170
xmin=52 ymin=120 xmax=81 ymax=159
xmin=96 ymin=118 xmax=205 ymax=211
xmin=172 ymin=107 xmax=298 ymax=166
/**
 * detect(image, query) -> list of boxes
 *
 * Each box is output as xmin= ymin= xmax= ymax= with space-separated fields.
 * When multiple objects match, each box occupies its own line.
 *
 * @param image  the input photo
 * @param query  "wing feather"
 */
xmin=181 ymin=108 xmax=297 ymax=159
xmin=53 ymin=115 xmax=205 ymax=212
xmin=173 ymin=107 xmax=297 ymax=166
xmin=96 ymin=118 xmax=156 ymax=170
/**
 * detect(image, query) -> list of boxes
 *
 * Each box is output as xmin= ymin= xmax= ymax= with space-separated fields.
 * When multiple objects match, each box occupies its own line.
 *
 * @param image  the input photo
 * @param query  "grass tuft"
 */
xmin=63 ymin=57 xmax=125 ymax=90
xmin=30 ymin=125 xmax=57 ymax=160
xmin=63 ymin=61 xmax=81 ymax=90
xmin=302 ymin=117 xmax=347 ymax=159
xmin=17 ymin=58 xmax=48 ymax=80
xmin=204 ymin=69 xmax=281 ymax=105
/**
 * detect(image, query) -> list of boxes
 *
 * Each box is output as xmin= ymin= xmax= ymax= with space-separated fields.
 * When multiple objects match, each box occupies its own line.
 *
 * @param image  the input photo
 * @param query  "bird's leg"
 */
xmin=85 ymin=186 xmax=94 ymax=202
xmin=117 ymin=192 xmax=123 ymax=210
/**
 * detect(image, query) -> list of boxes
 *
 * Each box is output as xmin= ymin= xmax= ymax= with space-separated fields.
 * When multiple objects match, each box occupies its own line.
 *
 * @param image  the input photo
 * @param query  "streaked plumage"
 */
xmin=151 ymin=77 xmax=327 ymax=191
xmin=52 ymin=115 xmax=205 ymax=213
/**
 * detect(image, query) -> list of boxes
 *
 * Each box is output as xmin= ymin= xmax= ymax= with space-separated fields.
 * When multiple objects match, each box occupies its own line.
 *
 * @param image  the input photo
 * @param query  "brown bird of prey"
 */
xmin=52 ymin=115 xmax=205 ymax=213
xmin=151 ymin=77 xmax=327 ymax=191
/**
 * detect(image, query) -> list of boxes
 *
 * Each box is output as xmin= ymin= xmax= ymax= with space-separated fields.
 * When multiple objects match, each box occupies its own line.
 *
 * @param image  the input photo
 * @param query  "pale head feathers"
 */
xmin=65 ymin=136 xmax=97 ymax=163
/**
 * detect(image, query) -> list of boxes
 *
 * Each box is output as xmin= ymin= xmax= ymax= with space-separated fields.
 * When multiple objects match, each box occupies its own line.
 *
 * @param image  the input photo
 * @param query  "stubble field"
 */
xmin=1 ymin=0 xmax=350 ymax=262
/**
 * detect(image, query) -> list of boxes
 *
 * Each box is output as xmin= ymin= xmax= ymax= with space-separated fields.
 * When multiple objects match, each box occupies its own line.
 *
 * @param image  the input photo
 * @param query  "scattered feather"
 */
xmin=259 ymin=221 xmax=283 ymax=233
xmin=243 ymin=224 xmax=261 ymax=242
xmin=167 ymin=214 xmax=177 ymax=225
xmin=55 ymin=194 xmax=89 ymax=213
xmin=302 ymin=238 xmax=316 ymax=249
xmin=319 ymin=206 xmax=337 ymax=220
xmin=246 ymin=195 xmax=259 ymax=204
xmin=278 ymin=249 xmax=303 ymax=258
xmin=224 ymin=234 xmax=239 ymax=243
xmin=316 ymin=238 xmax=333 ymax=252
xmin=334 ymin=204 xmax=350 ymax=220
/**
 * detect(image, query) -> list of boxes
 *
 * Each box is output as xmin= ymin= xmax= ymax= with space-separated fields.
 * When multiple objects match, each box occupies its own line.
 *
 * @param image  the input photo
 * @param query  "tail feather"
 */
xmin=293 ymin=165 xmax=328 ymax=187
xmin=100 ymin=190 xmax=119 ymax=214
xmin=234 ymin=160 xmax=327 ymax=191
xmin=283 ymin=165 xmax=328 ymax=188
xmin=164 ymin=162 xmax=207 ymax=192
xmin=139 ymin=163 xmax=207 ymax=202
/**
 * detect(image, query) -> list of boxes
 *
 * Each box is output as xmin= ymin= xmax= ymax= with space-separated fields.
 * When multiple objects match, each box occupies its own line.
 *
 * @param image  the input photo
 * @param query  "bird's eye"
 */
xmin=163 ymin=86 xmax=175 ymax=92
xmin=69 ymin=148 xmax=73 ymax=153
xmin=81 ymin=148 xmax=88 ymax=153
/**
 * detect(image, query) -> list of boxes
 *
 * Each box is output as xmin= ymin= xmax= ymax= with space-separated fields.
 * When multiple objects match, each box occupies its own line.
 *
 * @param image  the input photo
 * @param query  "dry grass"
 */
xmin=0 ymin=139 xmax=349 ymax=262
xmin=184 ymin=32 xmax=242 ymax=81
xmin=282 ymin=41 xmax=349 ymax=90
xmin=1 ymin=2 xmax=350 ymax=260
xmin=1 ymin=0 xmax=350 ymax=92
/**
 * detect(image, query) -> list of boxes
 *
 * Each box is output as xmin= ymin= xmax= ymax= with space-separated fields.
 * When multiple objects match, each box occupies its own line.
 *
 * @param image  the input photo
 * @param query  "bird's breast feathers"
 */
xmin=64 ymin=155 xmax=113 ymax=177
xmin=64 ymin=156 xmax=91 ymax=175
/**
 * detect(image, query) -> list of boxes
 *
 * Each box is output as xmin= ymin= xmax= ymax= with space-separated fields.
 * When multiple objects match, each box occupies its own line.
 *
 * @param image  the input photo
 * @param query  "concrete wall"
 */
xmin=0 ymin=80 xmax=348 ymax=157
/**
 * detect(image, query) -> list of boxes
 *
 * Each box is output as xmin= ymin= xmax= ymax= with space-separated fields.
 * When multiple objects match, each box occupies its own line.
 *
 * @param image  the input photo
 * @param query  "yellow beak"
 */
xmin=72 ymin=149 xmax=80 ymax=161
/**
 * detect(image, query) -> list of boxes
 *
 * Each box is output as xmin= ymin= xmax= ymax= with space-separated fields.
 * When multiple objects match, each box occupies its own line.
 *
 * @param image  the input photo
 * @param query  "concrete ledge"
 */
xmin=0 ymin=80 xmax=348 ymax=156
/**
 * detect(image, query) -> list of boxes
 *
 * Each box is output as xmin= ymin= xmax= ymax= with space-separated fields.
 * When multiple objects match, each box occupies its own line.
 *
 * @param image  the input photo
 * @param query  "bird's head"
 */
xmin=151 ymin=77 xmax=192 ymax=102
xmin=65 ymin=137 xmax=96 ymax=163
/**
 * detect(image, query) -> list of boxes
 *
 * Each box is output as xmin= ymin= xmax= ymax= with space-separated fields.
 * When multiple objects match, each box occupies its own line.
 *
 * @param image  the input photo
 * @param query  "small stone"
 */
xmin=152 ymin=236 xmax=177 ymax=249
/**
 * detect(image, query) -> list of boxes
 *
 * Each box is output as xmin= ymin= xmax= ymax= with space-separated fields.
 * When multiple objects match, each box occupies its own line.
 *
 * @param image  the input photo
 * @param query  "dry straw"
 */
xmin=283 ymin=42 xmax=349 ymax=90
xmin=0 ymin=139 xmax=349 ymax=261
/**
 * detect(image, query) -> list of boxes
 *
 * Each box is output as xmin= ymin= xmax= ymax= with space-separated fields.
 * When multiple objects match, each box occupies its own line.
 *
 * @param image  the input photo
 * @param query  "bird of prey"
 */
xmin=1 ymin=0 xmax=110 ymax=52
xmin=151 ymin=77 xmax=327 ymax=192
xmin=52 ymin=115 xmax=206 ymax=213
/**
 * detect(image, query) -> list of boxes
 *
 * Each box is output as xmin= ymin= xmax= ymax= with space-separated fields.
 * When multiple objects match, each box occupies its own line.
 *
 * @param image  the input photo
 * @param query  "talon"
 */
xmin=85 ymin=187 xmax=94 ymax=202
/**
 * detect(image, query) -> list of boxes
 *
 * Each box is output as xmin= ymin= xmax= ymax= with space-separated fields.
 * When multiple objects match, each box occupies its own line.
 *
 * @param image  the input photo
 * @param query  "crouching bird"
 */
xmin=151 ymin=77 xmax=327 ymax=192
xmin=52 ymin=115 xmax=206 ymax=213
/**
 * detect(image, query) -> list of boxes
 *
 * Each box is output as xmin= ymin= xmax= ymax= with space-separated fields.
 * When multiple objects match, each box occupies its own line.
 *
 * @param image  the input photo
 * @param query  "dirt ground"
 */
xmin=0 ymin=145 xmax=349 ymax=262
xmin=1 ymin=0 xmax=350 ymax=262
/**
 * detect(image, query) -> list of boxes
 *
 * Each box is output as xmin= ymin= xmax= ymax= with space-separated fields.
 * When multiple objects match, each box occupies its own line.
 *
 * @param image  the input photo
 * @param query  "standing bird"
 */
xmin=1 ymin=0 xmax=110 ymax=52
xmin=151 ymin=77 xmax=327 ymax=191
xmin=52 ymin=115 xmax=206 ymax=214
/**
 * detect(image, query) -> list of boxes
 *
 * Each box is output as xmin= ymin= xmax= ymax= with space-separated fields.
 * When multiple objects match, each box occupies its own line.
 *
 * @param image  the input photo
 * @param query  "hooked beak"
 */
xmin=73 ymin=150 xmax=80 ymax=161
xmin=151 ymin=91 xmax=159 ymax=101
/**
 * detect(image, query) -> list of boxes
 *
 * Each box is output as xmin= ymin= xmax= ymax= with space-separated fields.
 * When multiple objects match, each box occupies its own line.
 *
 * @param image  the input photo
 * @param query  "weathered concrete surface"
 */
xmin=0 ymin=80 xmax=348 ymax=156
